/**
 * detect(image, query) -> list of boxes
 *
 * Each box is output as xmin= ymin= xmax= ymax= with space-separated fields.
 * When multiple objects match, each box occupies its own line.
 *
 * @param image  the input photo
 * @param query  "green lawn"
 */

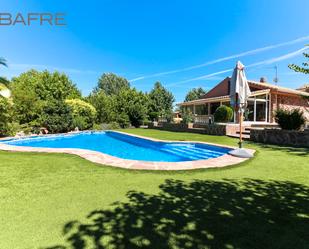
xmin=0 ymin=129 xmax=308 ymax=249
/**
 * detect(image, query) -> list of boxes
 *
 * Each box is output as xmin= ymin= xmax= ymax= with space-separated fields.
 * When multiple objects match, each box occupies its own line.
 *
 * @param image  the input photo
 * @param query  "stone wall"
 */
xmin=250 ymin=128 xmax=309 ymax=147
xmin=148 ymin=122 xmax=227 ymax=136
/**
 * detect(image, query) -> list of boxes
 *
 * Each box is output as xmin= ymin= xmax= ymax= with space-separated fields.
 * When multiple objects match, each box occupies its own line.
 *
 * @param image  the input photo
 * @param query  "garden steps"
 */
xmin=227 ymin=133 xmax=251 ymax=140
xmin=228 ymin=127 xmax=251 ymax=140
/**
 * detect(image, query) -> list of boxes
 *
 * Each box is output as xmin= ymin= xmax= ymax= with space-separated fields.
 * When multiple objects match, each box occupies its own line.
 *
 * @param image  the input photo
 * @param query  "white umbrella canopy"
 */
xmin=230 ymin=61 xmax=251 ymax=109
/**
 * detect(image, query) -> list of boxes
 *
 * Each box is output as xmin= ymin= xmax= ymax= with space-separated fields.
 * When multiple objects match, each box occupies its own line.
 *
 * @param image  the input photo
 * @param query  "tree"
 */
xmin=148 ymin=82 xmax=174 ymax=118
xmin=115 ymin=88 xmax=149 ymax=127
xmin=288 ymin=45 xmax=309 ymax=74
xmin=87 ymin=91 xmax=116 ymax=123
xmin=96 ymin=73 xmax=130 ymax=96
xmin=65 ymin=99 xmax=97 ymax=130
xmin=11 ymin=70 xmax=81 ymax=130
xmin=184 ymin=87 xmax=207 ymax=102
xmin=35 ymin=70 xmax=81 ymax=100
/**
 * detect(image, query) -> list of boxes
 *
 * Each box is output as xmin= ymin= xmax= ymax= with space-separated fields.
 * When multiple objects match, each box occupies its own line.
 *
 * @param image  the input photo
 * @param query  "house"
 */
xmin=178 ymin=77 xmax=309 ymax=125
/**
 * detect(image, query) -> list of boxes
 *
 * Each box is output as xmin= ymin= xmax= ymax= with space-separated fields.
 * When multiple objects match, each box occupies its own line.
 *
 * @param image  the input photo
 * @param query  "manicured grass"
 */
xmin=0 ymin=129 xmax=308 ymax=249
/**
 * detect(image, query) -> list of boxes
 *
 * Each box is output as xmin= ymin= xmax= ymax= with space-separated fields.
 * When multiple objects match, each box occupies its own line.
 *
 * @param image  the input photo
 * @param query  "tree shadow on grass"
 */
xmin=44 ymin=179 xmax=309 ymax=249
xmin=246 ymin=141 xmax=309 ymax=157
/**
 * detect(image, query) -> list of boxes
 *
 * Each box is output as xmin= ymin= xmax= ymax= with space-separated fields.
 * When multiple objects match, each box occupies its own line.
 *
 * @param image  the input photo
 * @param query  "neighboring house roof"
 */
xmin=296 ymin=84 xmax=309 ymax=92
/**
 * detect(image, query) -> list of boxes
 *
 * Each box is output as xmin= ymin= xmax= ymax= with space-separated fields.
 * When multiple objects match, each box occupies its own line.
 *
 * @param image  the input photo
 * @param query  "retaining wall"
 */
xmin=250 ymin=128 xmax=309 ymax=147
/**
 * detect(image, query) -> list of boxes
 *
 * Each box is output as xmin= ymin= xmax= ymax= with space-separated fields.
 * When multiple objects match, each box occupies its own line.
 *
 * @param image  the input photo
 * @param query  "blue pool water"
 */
xmin=1 ymin=131 xmax=231 ymax=162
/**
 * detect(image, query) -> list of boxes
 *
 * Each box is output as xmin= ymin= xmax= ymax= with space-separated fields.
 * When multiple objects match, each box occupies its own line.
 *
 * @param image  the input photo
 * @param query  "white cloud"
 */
xmin=168 ymin=47 xmax=309 ymax=86
xmin=129 ymin=35 xmax=309 ymax=82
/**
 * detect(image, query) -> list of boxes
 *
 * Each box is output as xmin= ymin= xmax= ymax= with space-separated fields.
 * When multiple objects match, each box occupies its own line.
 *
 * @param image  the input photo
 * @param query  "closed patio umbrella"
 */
xmin=230 ymin=61 xmax=251 ymax=109
xmin=229 ymin=61 xmax=253 ymax=158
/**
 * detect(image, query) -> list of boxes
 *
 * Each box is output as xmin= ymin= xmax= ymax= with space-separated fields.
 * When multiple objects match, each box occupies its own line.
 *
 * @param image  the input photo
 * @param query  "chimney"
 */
xmin=260 ymin=77 xmax=267 ymax=83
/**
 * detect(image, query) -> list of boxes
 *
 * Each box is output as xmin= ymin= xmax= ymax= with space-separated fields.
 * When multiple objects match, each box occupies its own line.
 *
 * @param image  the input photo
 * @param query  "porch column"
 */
xmin=266 ymin=94 xmax=269 ymax=122
xmin=269 ymin=93 xmax=272 ymax=123
xmin=208 ymin=103 xmax=211 ymax=115
xmin=254 ymin=97 xmax=257 ymax=122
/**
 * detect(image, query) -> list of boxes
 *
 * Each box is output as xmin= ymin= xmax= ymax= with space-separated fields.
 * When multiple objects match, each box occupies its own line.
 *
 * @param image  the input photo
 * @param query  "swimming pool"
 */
xmin=1 ymin=131 xmax=231 ymax=162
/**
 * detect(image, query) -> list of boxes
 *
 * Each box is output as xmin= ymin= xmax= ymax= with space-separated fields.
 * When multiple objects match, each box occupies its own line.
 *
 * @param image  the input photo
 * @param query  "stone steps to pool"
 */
xmin=161 ymin=147 xmax=205 ymax=160
xmin=169 ymin=147 xmax=210 ymax=159
xmin=172 ymin=146 xmax=223 ymax=158
xmin=161 ymin=145 xmax=225 ymax=160
xmin=180 ymin=146 xmax=225 ymax=156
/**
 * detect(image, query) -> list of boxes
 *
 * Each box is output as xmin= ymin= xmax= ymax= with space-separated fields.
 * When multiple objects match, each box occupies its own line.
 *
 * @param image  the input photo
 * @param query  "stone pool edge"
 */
xmin=0 ymin=131 xmax=255 ymax=171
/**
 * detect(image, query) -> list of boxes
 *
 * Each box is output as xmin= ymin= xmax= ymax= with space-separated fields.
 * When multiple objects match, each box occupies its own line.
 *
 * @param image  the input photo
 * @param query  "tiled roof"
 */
xmin=248 ymin=80 xmax=309 ymax=97
xmin=178 ymin=78 xmax=309 ymax=106
xmin=178 ymin=95 xmax=230 ymax=106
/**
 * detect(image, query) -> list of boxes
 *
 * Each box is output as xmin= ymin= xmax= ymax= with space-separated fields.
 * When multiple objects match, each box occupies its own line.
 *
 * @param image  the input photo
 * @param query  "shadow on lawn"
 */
xmin=246 ymin=141 xmax=309 ymax=157
xmin=44 ymin=179 xmax=309 ymax=249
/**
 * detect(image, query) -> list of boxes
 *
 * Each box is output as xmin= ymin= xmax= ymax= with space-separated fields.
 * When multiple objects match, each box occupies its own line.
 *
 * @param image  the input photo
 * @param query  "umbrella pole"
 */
xmin=239 ymin=107 xmax=243 ymax=148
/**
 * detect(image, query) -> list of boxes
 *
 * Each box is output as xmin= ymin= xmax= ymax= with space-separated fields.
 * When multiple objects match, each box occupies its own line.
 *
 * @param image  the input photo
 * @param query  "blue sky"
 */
xmin=1 ymin=0 xmax=309 ymax=102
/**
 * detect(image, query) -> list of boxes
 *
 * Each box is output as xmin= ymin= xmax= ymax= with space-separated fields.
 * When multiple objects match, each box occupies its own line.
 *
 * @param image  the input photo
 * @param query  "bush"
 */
xmin=0 ymin=98 xmax=12 ymax=135
xmin=214 ymin=105 xmax=233 ymax=123
xmin=65 ymin=99 xmax=97 ymax=130
xmin=41 ymin=101 xmax=73 ymax=133
xmin=181 ymin=109 xmax=194 ymax=124
xmin=275 ymin=108 xmax=306 ymax=130
xmin=116 ymin=113 xmax=130 ymax=128
xmin=5 ymin=122 xmax=21 ymax=136
xmin=149 ymin=111 xmax=159 ymax=122
xmin=98 ymin=122 xmax=121 ymax=130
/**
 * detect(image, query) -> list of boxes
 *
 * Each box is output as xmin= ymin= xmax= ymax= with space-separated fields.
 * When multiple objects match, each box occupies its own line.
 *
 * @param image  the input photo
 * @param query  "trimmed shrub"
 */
xmin=65 ymin=99 xmax=97 ymax=130
xmin=214 ymin=105 xmax=233 ymax=123
xmin=275 ymin=108 xmax=306 ymax=130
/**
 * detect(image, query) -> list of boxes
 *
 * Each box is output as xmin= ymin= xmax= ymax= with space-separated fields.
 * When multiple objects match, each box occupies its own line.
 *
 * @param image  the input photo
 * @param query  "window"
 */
xmin=244 ymin=94 xmax=269 ymax=122
xmin=195 ymin=104 xmax=208 ymax=115
xmin=221 ymin=101 xmax=231 ymax=107
xmin=185 ymin=106 xmax=194 ymax=113
xmin=255 ymin=94 xmax=267 ymax=100
xmin=244 ymin=100 xmax=254 ymax=121
xmin=210 ymin=102 xmax=220 ymax=114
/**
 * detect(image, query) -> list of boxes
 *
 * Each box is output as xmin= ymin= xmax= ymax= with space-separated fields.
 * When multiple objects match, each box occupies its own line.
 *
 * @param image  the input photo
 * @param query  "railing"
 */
xmin=193 ymin=115 xmax=212 ymax=124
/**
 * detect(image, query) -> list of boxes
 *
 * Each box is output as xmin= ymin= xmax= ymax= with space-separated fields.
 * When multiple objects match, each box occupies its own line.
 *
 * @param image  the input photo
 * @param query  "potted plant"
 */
xmin=181 ymin=109 xmax=194 ymax=128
